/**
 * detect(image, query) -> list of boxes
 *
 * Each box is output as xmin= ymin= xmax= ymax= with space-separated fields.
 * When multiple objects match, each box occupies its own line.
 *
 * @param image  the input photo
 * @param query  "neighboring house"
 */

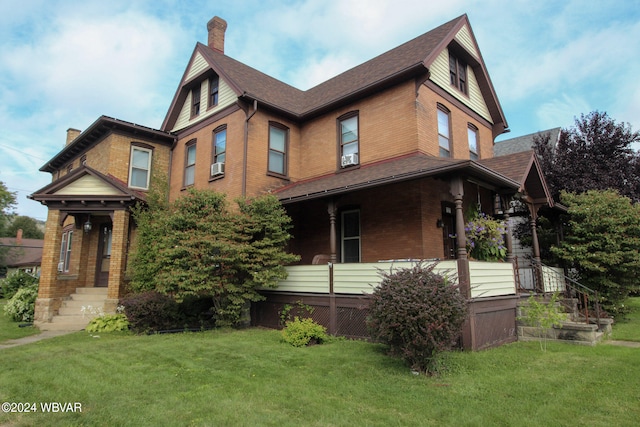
xmin=30 ymin=14 xmax=555 ymax=349
xmin=0 ymin=230 xmax=43 ymax=278
xmin=494 ymin=127 xmax=561 ymax=157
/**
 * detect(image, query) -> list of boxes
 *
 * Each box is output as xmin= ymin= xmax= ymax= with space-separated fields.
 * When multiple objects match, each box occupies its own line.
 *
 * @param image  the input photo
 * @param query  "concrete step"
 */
xmin=61 ymin=299 xmax=106 ymax=310
xmin=74 ymin=287 xmax=108 ymax=295
xmin=67 ymin=292 xmax=109 ymax=301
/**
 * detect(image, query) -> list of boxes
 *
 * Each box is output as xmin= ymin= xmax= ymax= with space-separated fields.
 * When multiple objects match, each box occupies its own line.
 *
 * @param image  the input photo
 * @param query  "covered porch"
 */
xmin=29 ymin=166 xmax=140 ymax=328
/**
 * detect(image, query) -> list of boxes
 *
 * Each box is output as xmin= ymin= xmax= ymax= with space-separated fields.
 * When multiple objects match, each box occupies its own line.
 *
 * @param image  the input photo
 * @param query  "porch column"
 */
xmin=327 ymin=201 xmax=337 ymax=263
xmin=451 ymin=177 xmax=474 ymax=350
xmin=34 ymin=209 xmax=64 ymax=322
xmin=524 ymin=195 xmax=543 ymax=292
xmin=106 ymin=210 xmax=130 ymax=311
xmin=503 ymin=209 xmax=514 ymax=263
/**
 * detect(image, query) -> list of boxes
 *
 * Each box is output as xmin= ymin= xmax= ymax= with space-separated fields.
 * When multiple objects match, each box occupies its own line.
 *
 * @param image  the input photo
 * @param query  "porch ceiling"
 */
xmin=274 ymin=152 xmax=520 ymax=204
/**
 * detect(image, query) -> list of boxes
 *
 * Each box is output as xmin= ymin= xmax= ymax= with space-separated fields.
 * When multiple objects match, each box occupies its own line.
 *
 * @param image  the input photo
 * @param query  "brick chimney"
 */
xmin=66 ymin=128 xmax=81 ymax=146
xmin=16 ymin=229 xmax=22 ymax=245
xmin=207 ymin=16 xmax=227 ymax=54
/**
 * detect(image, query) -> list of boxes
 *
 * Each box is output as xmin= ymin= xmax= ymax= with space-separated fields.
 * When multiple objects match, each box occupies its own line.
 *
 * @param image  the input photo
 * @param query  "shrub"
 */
xmin=0 ymin=271 xmax=38 ymax=299
xmin=120 ymin=291 xmax=183 ymax=334
xmin=120 ymin=291 xmax=215 ymax=334
xmin=281 ymin=317 xmax=328 ymax=347
xmin=366 ymin=262 xmax=467 ymax=374
xmin=4 ymin=284 xmax=39 ymax=322
xmin=86 ymin=314 xmax=130 ymax=333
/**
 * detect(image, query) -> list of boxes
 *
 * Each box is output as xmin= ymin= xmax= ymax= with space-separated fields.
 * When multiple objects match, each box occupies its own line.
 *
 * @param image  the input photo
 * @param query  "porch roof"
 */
xmin=274 ymin=153 xmax=520 ymax=204
xmin=479 ymin=150 xmax=555 ymax=207
xmin=29 ymin=165 xmax=146 ymax=211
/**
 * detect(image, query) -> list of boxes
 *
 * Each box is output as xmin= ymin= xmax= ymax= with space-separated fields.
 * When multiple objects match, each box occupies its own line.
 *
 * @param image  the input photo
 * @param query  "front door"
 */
xmin=96 ymin=224 xmax=112 ymax=287
xmin=441 ymin=202 xmax=457 ymax=259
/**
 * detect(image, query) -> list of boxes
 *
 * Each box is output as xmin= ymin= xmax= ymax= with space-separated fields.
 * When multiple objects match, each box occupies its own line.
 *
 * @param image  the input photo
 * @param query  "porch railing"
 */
xmin=527 ymin=260 xmax=601 ymax=325
xmin=273 ymin=260 xmax=517 ymax=299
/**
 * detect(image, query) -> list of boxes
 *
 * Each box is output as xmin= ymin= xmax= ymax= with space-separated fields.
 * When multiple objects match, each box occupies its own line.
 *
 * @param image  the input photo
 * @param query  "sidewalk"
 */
xmin=0 ymin=330 xmax=73 ymax=350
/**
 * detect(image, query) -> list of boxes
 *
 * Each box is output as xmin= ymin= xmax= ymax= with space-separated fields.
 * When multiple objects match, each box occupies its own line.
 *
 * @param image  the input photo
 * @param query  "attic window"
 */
xmin=449 ymin=52 xmax=467 ymax=95
xmin=191 ymin=86 xmax=201 ymax=118
xmin=209 ymin=76 xmax=219 ymax=108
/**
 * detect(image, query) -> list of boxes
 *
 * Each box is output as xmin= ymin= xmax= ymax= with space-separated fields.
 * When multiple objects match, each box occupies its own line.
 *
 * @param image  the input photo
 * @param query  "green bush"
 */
xmin=86 ymin=314 xmax=130 ymax=333
xmin=0 ymin=271 xmax=38 ymax=299
xmin=281 ymin=317 xmax=328 ymax=347
xmin=4 ymin=284 xmax=39 ymax=322
xmin=366 ymin=262 xmax=467 ymax=375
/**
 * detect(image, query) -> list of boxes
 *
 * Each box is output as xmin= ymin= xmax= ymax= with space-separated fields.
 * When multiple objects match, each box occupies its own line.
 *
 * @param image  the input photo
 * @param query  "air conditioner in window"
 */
xmin=57 ymin=262 xmax=64 ymax=272
xmin=210 ymin=162 xmax=225 ymax=177
xmin=341 ymin=153 xmax=359 ymax=167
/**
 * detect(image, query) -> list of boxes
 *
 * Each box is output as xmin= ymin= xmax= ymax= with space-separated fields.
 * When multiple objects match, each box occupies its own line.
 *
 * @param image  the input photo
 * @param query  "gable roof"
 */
xmin=40 ymin=116 xmax=175 ymax=174
xmin=0 ymin=237 xmax=43 ymax=268
xmin=162 ymin=14 xmax=507 ymax=131
xmin=29 ymin=165 xmax=147 ymax=211
xmin=274 ymin=152 xmax=520 ymax=204
xmin=494 ymin=127 xmax=561 ymax=157
xmin=479 ymin=150 xmax=555 ymax=207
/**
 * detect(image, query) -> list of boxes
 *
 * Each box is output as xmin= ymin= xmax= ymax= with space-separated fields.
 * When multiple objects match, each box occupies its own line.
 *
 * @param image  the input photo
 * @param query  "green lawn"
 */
xmin=0 ymin=300 xmax=639 ymax=426
xmin=0 ymin=300 xmax=39 ymax=342
xmin=610 ymin=297 xmax=640 ymax=341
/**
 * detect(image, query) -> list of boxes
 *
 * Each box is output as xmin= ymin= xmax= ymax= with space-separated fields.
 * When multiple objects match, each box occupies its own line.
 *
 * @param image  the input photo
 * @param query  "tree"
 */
xmin=129 ymin=187 xmax=299 ymax=326
xmin=0 ymin=181 xmax=17 ymax=274
xmin=551 ymin=190 xmax=640 ymax=316
xmin=2 ymin=216 xmax=44 ymax=239
xmin=534 ymin=111 xmax=640 ymax=201
xmin=0 ymin=181 xmax=16 ymax=236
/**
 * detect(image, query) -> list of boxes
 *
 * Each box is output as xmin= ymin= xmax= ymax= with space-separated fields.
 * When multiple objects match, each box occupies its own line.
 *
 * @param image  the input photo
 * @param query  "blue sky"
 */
xmin=1 ymin=0 xmax=639 ymax=221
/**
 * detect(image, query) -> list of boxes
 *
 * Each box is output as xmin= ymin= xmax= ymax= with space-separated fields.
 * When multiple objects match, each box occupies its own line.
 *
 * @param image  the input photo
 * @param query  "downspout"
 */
xmin=242 ymin=99 xmax=258 ymax=197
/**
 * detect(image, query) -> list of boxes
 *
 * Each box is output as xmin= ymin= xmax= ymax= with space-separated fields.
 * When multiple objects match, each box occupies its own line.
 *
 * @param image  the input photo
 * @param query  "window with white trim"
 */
xmin=184 ymin=141 xmax=197 ymax=187
xmin=213 ymin=127 xmax=226 ymax=164
xmin=59 ymin=229 xmax=73 ymax=273
xmin=437 ymin=106 xmax=451 ymax=158
xmin=339 ymin=113 xmax=359 ymax=167
xmin=129 ymin=146 xmax=152 ymax=189
xmin=468 ymin=124 xmax=478 ymax=160
xmin=341 ymin=210 xmax=361 ymax=263
xmin=268 ymin=123 xmax=288 ymax=176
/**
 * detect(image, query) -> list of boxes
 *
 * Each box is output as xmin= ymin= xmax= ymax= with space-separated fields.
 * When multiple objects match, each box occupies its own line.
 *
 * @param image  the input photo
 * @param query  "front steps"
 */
xmin=38 ymin=287 xmax=108 ymax=332
xmin=516 ymin=296 xmax=613 ymax=346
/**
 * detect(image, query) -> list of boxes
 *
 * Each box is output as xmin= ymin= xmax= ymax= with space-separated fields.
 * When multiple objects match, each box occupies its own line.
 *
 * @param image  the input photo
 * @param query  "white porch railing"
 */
xmin=271 ymin=260 xmax=517 ymax=299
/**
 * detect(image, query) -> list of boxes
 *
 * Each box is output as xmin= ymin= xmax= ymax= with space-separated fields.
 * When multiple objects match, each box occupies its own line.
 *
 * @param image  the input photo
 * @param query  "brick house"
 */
xmin=30 ymin=14 xmax=554 ymax=347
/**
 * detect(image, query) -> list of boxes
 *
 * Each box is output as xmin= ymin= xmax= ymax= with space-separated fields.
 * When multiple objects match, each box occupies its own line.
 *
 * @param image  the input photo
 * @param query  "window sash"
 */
xmin=191 ymin=87 xmax=201 ymax=117
xmin=340 ymin=116 xmax=359 ymax=156
xmin=268 ymin=125 xmax=287 ymax=175
xmin=129 ymin=147 xmax=152 ymax=189
xmin=184 ymin=144 xmax=196 ymax=186
xmin=341 ymin=210 xmax=361 ymax=263
xmin=468 ymin=127 xmax=478 ymax=160
xmin=214 ymin=129 xmax=226 ymax=163
xmin=59 ymin=230 xmax=72 ymax=272
xmin=209 ymin=77 xmax=219 ymax=107
xmin=437 ymin=109 xmax=450 ymax=157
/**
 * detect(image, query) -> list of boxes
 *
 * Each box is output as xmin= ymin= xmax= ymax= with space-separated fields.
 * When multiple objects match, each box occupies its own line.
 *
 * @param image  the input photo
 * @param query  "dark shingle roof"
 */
xmin=275 ymin=153 xmax=520 ymax=203
xmin=494 ymin=128 xmax=561 ymax=156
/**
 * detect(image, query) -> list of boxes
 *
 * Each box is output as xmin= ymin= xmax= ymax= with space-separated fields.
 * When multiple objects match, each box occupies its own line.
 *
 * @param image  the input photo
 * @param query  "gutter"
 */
xmin=242 ymin=99 xmax=258 ymax=197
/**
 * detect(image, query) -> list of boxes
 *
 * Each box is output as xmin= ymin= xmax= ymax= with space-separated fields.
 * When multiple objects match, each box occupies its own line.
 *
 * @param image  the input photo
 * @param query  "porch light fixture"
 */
xmin=83 ymin=216 xmax=92 ymax=233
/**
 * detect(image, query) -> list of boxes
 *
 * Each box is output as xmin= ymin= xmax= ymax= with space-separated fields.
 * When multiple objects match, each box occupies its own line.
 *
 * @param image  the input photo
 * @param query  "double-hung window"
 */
xmin=129 ymin=145 xmax=152 ymax=189
xmin=268 ymin=123 xmax=288 ymax=176
xmin=341 ymin=210 xmax=361 ymax=263
xmin=449 ymin=52 xmax=468 ymax=95
xmin=339 ymin=113 xmax=359 ymax=167
xmin=59 ymin=229 xmax=73 ymax=273
xmin=437 ymin=106 xmax=451 ymax=157
xmin=191 ymin=86 xmax=201 ymax=118
xmin=213 ymin=126 xmax=226 ymax=164
xmin=468 ymin=124 xmax=479 ymax=160
xmin=184 ymin=141 xmax=197 ymax=186
xmin=209 ymin=76 xmax=219 ymax=108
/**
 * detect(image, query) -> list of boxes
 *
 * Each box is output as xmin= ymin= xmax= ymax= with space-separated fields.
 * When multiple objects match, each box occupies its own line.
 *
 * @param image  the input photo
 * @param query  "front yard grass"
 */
xmin=1 ymin=318 xmax=640 ymax=426
xmin=611 ymin=296 xmax=640 ymax=341
xmin=0 ymin=300 xmax=39 ymax=342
